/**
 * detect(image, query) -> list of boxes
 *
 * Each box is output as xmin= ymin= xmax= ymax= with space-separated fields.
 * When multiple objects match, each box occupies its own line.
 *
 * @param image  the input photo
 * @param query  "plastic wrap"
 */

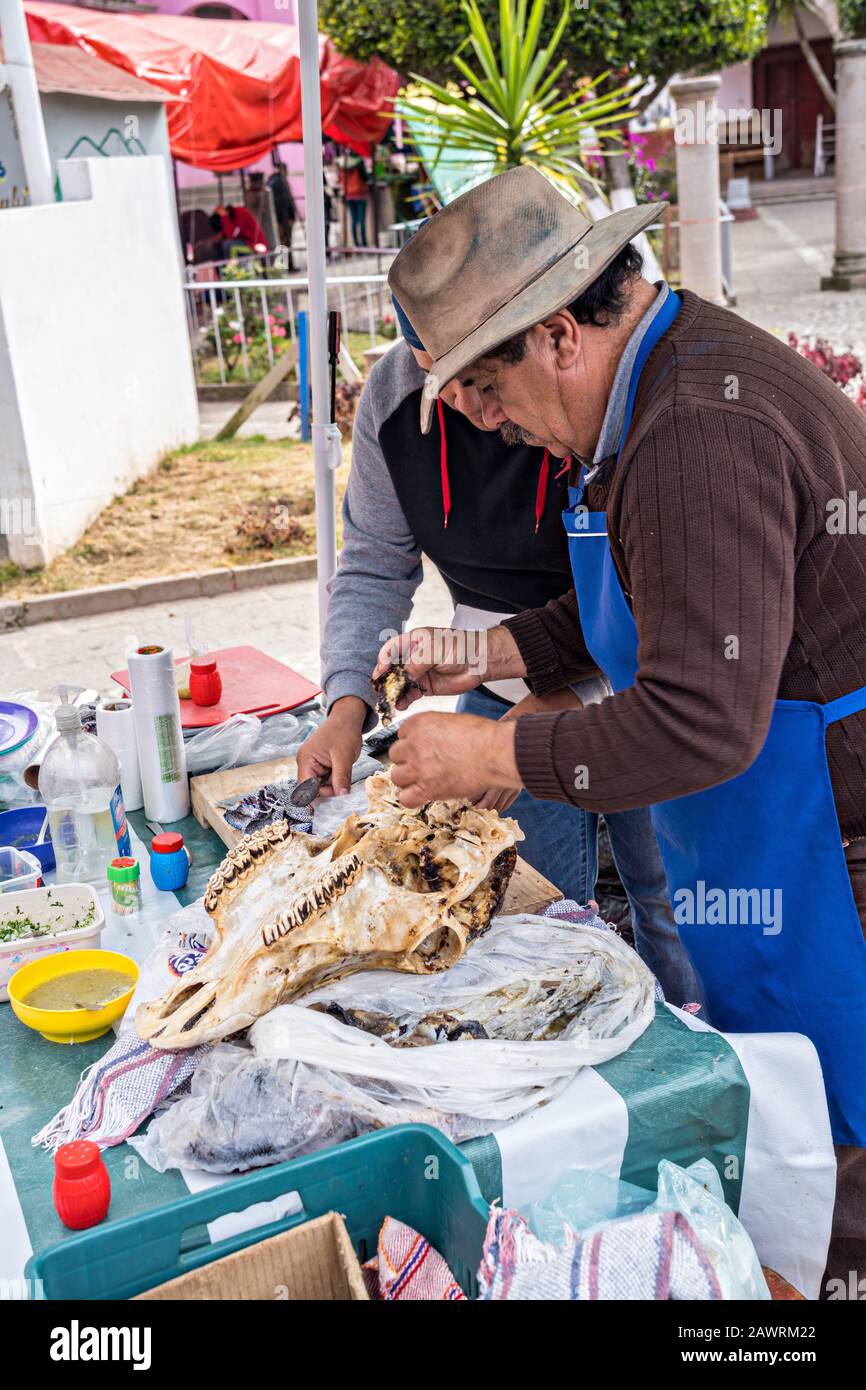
xmin=126 ymin=645 xmax=189 ymax=821
xmin=131 ymin=914 xmax=656 ymax=1173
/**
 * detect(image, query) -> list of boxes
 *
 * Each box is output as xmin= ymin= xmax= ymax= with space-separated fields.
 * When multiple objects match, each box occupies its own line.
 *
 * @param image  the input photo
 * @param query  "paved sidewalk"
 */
xmin=732 ymin=199 xmax=866 ymax=355
xmin=1 ymin=562 xmax=454 ymax=700
xmin=198 ymin=398 xmax=300 ymax=441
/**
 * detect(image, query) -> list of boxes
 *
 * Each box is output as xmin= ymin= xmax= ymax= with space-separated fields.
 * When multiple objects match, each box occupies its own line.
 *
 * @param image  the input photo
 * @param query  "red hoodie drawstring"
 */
xmin=534 ymin=449 xmax=550 ymax=534
xmin=437 ymin=398 xmax=451 ymax=529
xmin=436 ymin=406 xmax=570 ymax=535
xmin=535 ymin=454 xmax=573 ymax=532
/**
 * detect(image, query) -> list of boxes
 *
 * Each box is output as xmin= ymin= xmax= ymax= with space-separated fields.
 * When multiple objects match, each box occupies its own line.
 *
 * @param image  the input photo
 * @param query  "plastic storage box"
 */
xmin=0 ymin=846 xmax=41 ymax=893
xmin=26 ymin=1124 xmax=491 ymax=1300
xmin=0 ymin=883 xmax=104 ymax=1002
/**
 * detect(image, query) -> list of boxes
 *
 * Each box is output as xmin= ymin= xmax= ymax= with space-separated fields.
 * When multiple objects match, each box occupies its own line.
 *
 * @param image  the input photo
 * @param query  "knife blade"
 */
xmin=289 ymin=774 xmax=329 ymax=807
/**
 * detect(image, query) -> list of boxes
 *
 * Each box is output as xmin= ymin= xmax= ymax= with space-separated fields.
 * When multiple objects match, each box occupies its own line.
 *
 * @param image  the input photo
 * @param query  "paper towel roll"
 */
xmin=96 ymin=700 xmax=144 ymax=813
xmin=126 ymin=645 xmax=190 ymax=822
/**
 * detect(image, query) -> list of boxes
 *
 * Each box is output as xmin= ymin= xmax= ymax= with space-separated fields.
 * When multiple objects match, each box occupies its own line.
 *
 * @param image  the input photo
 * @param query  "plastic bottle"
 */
xmin=38 ymin=687 xmax=132 ymax=886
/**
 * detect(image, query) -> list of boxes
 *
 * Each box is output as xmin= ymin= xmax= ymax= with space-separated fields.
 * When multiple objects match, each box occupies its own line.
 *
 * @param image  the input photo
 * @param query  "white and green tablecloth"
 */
xmin=0 ymin=812 xmax=836 ymax=1300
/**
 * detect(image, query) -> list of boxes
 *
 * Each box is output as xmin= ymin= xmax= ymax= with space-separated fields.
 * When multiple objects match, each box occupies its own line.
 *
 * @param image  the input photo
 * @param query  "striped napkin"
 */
xmin=32 ymin=1028 xmax=207 ymax=1152
xmin=363 ymin=1217 xmax=467 ymax=1301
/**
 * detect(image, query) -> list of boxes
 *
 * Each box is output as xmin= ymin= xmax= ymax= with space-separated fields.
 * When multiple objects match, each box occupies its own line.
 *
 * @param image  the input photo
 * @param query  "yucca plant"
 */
xmin=396 ymin=0 xmax=640 ymax=207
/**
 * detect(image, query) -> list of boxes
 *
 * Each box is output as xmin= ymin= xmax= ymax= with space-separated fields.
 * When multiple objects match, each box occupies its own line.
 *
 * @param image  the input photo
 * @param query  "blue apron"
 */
xmin=564 ymin=289 xmax=866 ymax=1146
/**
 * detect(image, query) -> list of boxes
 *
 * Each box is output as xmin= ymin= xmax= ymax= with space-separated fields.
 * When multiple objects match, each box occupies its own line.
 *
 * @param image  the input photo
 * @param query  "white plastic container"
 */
xmin=0 ymin=883 xmax=105 ymax=1002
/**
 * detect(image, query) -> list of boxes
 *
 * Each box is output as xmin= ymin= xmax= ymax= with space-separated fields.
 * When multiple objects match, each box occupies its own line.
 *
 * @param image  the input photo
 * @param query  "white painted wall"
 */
xmin=43 ymin=93 xmax=171 ymax=171
xmin=0 ymin=89 xmax=173 ymax=209
xmin=717 ymin=62 xmax=754 ymax=116
xmin=0 ymin=155 xmax=198 ymax=568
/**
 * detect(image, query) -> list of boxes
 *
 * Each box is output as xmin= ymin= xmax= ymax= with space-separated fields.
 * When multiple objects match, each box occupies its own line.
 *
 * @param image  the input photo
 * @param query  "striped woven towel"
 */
xmin=31 ymin=1027 xmax=206 ymax=1152
xmin=363 ymin=1217 xmax=467 ymax=1301
xmin=478 ymin=1205 xmax=723 ymax=1300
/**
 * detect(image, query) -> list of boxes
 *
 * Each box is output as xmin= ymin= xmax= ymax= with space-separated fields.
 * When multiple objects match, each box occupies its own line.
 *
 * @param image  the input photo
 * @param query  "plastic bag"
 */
xmin=0 ymin=691 xmax=56 ymax=809
xmin=527 ymin=1158 xmax=770 ymax=1301
xmin=128 ymin=1043 xmax=452 ymax=1174
xmin=529 ymin=1169 xmax=653 ymax=1245
xmin=649 ymin=1159 xmax=770 ymax=1300
xmin=182 ymin=706 xmax=323 ymax=775
xmin=131 ymin=913 xmax=655 ymax=1174
xmin=299 ymin=911 xmax=655 ymax=1046
xmin=127 ymin=900 xmax=214 ymax=1017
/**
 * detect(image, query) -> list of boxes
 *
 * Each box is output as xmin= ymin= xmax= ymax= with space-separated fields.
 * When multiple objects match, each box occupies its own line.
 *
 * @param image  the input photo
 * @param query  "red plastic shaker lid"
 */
xmin=152 ymin=831 xmax=184 ymax=854
xmin=55 ymin=1140 xmax=101 ymax=1177
xmin=190 ymin=658 xmax=218 ymax=674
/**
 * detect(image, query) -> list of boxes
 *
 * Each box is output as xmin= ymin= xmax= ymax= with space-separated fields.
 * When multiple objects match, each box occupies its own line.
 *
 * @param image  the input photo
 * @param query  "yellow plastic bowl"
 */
xmin=8 ymin=948 xmax=139 ymax=1044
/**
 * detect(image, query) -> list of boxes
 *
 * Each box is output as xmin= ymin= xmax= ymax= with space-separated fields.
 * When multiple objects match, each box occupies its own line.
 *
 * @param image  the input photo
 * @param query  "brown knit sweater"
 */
xmin=505 ymin=289 xmax=866 ymax=842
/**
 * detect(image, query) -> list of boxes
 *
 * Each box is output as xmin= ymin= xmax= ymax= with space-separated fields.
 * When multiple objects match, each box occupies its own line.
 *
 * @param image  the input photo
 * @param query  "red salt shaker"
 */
xmin=189 ymin=657 xmax=222 ymax=707
xmin=53 ymin=1140 xmax=111 ymax=1230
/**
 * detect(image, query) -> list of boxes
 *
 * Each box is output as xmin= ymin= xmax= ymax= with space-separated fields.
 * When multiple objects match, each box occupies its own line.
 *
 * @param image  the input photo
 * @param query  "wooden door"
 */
xmin=753 ymin=39 xmax=835 ymax=171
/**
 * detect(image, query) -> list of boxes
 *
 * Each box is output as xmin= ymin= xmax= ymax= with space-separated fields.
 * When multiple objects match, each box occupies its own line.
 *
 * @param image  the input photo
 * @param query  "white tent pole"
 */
xmin=0 ymin=0 xmax=54 ymax=204
xmin=297 ymin=0 xmax=337 ymax=656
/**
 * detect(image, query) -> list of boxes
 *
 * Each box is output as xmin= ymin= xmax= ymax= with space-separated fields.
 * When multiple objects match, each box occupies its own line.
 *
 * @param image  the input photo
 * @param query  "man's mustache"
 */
xmin=499 ymin=420 xmax=535 ymax=446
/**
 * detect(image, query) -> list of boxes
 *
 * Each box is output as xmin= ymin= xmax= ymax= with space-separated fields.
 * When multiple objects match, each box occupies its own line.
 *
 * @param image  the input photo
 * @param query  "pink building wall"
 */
xmin=155 ymin=1 xmax=297 ymax=24
xmin=153 ymin=0 xmax=308 ymax=202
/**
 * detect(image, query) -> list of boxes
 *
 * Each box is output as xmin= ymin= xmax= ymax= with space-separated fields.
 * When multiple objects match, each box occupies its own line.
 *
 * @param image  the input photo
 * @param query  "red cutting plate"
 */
xmin=110 ymin=645 xmax=321 ymax=729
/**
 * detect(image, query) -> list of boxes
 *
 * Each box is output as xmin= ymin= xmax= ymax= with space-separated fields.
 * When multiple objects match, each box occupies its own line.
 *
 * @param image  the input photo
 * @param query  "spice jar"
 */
xmin=107 ymin=856 xmax=142 ymax=916
xmin=53 ymin=1140 xmax=111 ymax=1230
xmin=189 ymin=658 xmax=222 ymax=708
xmin=150 ymin=831 xmax=190 ymax=891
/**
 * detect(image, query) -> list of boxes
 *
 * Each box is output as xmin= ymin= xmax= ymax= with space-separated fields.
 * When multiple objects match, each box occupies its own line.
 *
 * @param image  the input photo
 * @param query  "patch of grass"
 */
xmin=0 ymin=561 xmax=23 ymax=587
xmin=0 ymin=437 xmax=350 ymax=599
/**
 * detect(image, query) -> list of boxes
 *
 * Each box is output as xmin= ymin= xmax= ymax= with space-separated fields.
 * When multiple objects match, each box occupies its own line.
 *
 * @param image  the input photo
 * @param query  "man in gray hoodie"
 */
xmin=297 ymin=309 xmax=699 ymax=1004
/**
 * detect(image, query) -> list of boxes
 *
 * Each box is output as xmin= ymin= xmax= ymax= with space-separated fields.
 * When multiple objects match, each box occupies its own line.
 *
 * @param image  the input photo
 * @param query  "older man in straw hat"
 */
xmin=375 ymin=166 xmax=866 ymax=1292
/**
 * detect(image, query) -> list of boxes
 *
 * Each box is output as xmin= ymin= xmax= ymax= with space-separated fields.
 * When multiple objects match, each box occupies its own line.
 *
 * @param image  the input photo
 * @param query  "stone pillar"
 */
xmin=823 ymin=39 xmax=866 ymax=291
xmin=669 ymin=74 xmax=725 ymax=304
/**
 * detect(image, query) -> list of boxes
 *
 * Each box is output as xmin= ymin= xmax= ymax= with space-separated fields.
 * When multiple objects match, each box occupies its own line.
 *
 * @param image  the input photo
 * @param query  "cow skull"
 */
xmin=136 ymin=771 xmax=521 ymax=1049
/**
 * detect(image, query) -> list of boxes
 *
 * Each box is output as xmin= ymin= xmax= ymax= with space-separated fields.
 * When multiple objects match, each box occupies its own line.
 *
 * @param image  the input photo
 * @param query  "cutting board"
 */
xmin=191 ymin=755 xmax=300 ymax=845
xmin=111 ymin=645 xmax=321 ymax=729
xmin=190 ymin=756 xmax=562 ymax=917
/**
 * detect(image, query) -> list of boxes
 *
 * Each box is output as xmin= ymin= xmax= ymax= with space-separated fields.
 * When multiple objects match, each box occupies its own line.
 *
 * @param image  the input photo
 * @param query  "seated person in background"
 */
xmin=215 ymin=203 xmax=268 ymax=255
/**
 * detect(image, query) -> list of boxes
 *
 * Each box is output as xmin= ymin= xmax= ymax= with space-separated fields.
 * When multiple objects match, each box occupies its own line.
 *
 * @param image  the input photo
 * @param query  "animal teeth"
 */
xmin=262 ymin=855 xmax=362 ymax=946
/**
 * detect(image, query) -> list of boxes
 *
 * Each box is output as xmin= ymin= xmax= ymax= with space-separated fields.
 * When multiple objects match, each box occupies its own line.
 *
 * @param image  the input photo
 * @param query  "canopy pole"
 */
xmin=298 ymin=0 xmax=338 ymax=657
xmin=0 ymin=0 xmax=54 ymax=205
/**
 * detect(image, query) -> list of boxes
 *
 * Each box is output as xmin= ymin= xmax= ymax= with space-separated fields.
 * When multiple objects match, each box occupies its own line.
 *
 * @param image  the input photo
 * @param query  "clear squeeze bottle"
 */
xmin=38 ymin=687 xmax=132 ymax=885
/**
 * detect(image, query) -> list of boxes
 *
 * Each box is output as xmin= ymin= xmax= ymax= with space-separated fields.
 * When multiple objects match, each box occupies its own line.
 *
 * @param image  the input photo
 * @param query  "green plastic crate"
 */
xmin=25 ymin=1125 xmax=491 ymax=1300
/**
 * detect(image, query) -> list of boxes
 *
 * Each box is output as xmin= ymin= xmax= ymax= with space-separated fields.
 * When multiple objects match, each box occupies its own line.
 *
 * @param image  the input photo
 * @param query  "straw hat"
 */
xmin=388 ymin=166 xmax=664 ymax=432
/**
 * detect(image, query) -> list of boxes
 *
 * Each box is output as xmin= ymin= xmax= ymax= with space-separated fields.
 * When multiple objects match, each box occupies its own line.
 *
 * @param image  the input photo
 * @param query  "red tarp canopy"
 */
xmin=24 ymin=2 xmax=400 ymax=170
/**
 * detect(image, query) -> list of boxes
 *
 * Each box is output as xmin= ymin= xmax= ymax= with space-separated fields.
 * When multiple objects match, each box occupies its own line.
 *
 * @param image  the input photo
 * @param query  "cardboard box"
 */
xmin=135 ymin=1212 xmax=369 ymax=1301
